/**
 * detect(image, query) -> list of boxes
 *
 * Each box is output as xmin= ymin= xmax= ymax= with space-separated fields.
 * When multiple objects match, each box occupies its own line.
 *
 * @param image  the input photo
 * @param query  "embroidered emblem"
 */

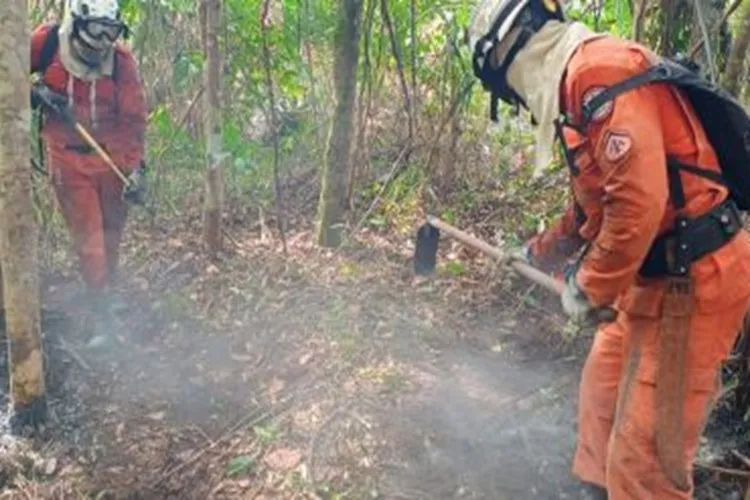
xmin=602 ymin=130 xmax=633 ymax=164
xmin=582 ymin=86 xmax=614 ymax=123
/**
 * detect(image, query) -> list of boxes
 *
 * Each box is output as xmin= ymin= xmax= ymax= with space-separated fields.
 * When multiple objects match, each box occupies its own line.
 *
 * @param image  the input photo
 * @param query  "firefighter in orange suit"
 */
xmin=468 ymin=0 xmax=750 ymax=498
xmin=29 ymin=0 xmax=147 ymax=341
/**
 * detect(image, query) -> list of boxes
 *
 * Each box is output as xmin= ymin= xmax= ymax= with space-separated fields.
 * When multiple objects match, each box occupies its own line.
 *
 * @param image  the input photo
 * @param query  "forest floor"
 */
xmin=0 ymin=204 xmax=748 ymax=499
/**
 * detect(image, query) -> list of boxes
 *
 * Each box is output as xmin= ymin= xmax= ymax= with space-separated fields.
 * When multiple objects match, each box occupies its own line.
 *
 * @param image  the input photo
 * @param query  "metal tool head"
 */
xmin=413 ymin=222 xmax=440 ymax=275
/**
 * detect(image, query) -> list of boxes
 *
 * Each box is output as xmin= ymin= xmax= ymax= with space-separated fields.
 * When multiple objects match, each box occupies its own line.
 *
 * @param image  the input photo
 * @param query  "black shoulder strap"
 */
xmin=579 ymin=61 xmax=731 ymax=209
xmin=36 ymin=24 xmax=60 ymax=76
xmin=113 ymin=49 xmax=119 ymax=81
xmin=580 ymin=64 xmax=672 ymax=128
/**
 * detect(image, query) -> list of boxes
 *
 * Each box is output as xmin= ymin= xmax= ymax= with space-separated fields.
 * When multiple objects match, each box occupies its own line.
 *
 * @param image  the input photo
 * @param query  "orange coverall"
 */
xmin=528 ymin=36 xmax=750 ymax=498
xmin=30 ymin=23 xmax=147 ymax=292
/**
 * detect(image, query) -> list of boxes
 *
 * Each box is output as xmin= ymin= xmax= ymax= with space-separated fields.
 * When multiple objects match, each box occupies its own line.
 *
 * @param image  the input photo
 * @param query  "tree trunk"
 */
xmin=315 ymin=0 xmax=364 ymax=247
xmin=0 ymin=0 xmax=46 ymax=430
xmin=689 ymin=0 xmax=725 ymax=82
xmin=261 ymin=0 xmax=288 ymax=254
xmin=723 ymin=0 xmax=750 ymax=97
xmin=632 ymin=0 xmax=648 ymax=43
xmin=202 ymin=0 xmax=224 ymax=257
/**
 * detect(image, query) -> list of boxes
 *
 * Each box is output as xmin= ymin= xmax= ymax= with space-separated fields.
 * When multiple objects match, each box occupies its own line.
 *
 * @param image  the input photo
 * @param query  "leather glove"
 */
xmin=31 ymin=83 xmax=70 ymax=119
xmin=122 ymin=166 xmax=147 ymax=205
xmin=561 ymin=272 xmax=617 ymax=326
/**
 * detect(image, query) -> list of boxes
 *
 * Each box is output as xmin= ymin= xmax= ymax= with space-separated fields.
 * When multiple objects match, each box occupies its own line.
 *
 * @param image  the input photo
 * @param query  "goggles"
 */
xmin=75 ymin=17 xmax=126 ymax=42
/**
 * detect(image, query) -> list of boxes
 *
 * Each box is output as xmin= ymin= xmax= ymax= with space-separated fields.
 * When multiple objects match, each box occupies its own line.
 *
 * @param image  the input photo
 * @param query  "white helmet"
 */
xmin=467 ymin=0 xmax=564 ymax=120
xmin=67 ymin=0 xmax=120 ymax=21
xmin=468 ymin=0 xmax=532 ymax=73
xmin=65 ymin=0 xmax=127 ymax=66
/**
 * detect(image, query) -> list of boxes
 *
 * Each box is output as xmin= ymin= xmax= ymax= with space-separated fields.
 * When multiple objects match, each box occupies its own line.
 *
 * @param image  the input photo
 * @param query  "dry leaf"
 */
xmin=230 ymin=352 xmax=253 ymax=362
xmin=263 ymin=448 xmax=302 ymax=471
xmin=116 ymin=422 xmax=125 ymax=442
xmin=268 ymin=377 xmax=285 ymax=403
xmin=147 ymin=411 xmax=166 ymax=421
xmin=44 ymin=458 xmax=57 ymax=476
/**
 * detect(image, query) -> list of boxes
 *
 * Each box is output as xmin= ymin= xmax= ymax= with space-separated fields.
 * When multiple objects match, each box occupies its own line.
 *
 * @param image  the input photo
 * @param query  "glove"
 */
xmin=122 ymin=166 xmax=147 ymax=205
xmin=560 ymin=272 xmax=617 ymax=326
xmin=508 ymin=241 xmax=537 ymax=267
xmin=31 ymin=83 xmax=70 ymax=119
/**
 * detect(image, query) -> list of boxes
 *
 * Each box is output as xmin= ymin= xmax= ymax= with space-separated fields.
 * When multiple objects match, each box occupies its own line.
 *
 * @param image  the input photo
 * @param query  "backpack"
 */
xmin=578 ymin=57 xmax=750 ymax=212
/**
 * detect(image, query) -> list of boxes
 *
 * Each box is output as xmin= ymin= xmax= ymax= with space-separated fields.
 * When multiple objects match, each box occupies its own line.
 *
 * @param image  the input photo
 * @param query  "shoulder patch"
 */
xmin=601 ymin=130 xmax=632 ymax=165
xmin=582 ymin=86 xmax=613 ymax=123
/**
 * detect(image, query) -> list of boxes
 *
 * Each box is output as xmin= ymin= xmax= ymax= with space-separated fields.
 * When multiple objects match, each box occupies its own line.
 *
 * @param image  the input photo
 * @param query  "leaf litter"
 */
xmin=0 ymin=203 xmax=745 ymax=499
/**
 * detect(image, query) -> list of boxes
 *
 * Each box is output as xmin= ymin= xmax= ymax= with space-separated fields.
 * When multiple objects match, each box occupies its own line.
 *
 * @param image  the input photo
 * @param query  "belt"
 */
xmin=640 ymin=198 xmax=742 ymax=278
xmin=64 ymin=144 xmax=95 ymax=154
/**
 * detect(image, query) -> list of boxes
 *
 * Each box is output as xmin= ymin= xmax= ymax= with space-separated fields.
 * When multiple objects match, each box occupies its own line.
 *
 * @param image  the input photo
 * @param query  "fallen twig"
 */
xmin=696 ymin=462 xmax=750 ymax=477
xmin=56 ymin=336 xmax=91 ymax=371
xmin=150 ymin=395 xmax=292 ymax=489
xmin=732 ymin=449 xmax=750 ymax=469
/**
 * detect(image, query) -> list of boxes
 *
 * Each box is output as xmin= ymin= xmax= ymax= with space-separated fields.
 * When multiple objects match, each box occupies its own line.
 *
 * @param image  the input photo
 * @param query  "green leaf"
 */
xmin=226 ymin=455 xmax=255 ymax=477
xmin=443 ymin=261 xmax=465 ymax=277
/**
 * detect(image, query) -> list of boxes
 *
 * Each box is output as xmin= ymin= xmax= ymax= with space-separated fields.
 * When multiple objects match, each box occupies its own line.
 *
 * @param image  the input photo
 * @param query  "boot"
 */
xmin=83 ymin=290 xmax=119 ymax=348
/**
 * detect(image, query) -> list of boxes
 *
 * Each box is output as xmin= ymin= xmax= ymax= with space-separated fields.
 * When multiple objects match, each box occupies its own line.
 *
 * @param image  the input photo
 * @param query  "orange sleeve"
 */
xmin=569 ymin=64 xmax=669 ymax=307
xmin=30 ymin=24 xmax=53 ymax=73
xmin=528 ymin=202 xmax=585 ymax=272
xmin=108 ymin=49 xmax=147 ymax=171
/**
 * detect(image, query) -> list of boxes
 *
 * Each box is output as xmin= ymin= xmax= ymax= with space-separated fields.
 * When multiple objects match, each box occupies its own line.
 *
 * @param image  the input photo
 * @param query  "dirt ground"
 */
xmin=0 ymin=210 xmax=747 ymax=499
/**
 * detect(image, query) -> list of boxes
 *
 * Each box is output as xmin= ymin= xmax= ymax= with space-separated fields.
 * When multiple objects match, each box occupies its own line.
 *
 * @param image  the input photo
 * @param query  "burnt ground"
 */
xmin=0 ymin=211 xmax=748 ymax=499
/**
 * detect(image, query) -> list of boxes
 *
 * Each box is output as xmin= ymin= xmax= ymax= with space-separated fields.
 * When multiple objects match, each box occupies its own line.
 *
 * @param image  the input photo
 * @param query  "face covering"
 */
xmin=505 ymin=20 xmax=604 ymax=177
xmin=58 ymin=13 xmax=116 ymax=81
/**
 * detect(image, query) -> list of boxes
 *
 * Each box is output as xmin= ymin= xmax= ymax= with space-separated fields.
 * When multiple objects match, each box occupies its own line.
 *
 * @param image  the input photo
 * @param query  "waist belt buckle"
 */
xmin=717 ymin=200 xmax=741 ymax=237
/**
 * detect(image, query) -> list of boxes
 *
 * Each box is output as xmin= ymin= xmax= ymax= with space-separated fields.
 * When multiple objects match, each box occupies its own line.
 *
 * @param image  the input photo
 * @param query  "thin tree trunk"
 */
xmin=0 ymin=0 xmax=46 ymax=430
xmin=261 ymin=0 xmax=288 ymax=254
xmin=381 ymin=0 xmax=413 ymax=157
xmin=632 ymin=0 xmax=648 ymax=42
xmin=690 ymin=0 xmax=723 ymax=81
xmin=349 ymin=0 xmax=377 ymax=206
xmin=202 ymin=0 xmax=224 ymax=257
xmin=723 ymin=0 xmax=750 ymax=96
xmin=410 ymin=0 xmax=418 ymax=129
xmin=660 ymin=0 xmax=679 ymax=55
xmin=316 ymin=0 xmax=364 ymax=247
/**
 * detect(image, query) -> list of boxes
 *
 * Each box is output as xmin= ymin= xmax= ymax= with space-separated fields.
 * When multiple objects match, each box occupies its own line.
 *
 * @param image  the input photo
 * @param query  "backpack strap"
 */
xmin=580 ymin=64 xmax=671 ymax=128
xmin=35 ymin=24 xmax=60 ymax=76
xmin=578 ymin=62 xmax=729 ymax=210
xmin=33 ymin=25 xmax=61 ymax=173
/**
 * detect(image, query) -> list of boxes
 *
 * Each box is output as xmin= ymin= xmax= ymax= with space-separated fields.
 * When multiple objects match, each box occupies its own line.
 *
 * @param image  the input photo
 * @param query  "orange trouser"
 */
xmin=572 ymin=294 xmax=749 ymax=499
xmin=53 ymin=166 xmax=128 ymax=291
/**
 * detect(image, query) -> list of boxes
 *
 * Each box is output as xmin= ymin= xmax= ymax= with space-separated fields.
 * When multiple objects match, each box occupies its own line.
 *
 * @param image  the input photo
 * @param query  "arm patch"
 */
xmin=582 ymin=86 xmax=614 ymax=123
xmin=601 ymin=129 xmax=633 ymax=165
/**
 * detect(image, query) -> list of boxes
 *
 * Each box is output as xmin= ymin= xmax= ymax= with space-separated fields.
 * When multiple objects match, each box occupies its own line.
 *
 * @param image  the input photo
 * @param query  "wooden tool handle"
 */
xmin=74 ymin=123 xmax=131 ymax=186
xmin=425 ymin=215 xmax=565 ymax=295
